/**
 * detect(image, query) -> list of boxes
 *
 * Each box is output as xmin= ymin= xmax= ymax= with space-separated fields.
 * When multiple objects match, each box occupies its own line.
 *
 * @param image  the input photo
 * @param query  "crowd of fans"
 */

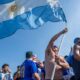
xmin=0 ymin=28 xmax=80 ymax=80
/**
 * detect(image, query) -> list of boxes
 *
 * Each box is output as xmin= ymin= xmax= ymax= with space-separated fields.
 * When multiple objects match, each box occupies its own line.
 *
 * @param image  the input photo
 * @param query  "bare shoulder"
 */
xmin=45 ymin=47 xmax=55 ymax=57
xmin=45 ymin=48 xmax=51 ymax=56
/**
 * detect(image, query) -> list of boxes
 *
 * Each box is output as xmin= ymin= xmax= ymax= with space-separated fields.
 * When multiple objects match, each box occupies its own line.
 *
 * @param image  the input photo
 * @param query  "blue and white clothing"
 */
xmin=67 ymin=55 xmax=80 ymax=80
xmin=62 ymin=67 xmax=74 ymax=80
xmin=0 ymin=72 xmax=12 ymax=80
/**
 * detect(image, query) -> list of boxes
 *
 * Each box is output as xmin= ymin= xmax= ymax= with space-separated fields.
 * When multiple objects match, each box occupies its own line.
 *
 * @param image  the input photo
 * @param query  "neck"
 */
xmin=27 ymin=58 xmax=32 ymax=60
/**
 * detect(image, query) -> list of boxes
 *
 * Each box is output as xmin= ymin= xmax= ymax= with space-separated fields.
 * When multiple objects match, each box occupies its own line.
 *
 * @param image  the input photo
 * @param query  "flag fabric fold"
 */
xmin=0 ymin=0 xmax=14 ymax=4
xmin=0 ymin=0 xmax=67 ymax=39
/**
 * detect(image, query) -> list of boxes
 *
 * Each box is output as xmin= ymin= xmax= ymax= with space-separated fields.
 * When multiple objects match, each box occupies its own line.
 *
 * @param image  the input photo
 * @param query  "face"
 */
xmin=52 ymin=46 xmax=59 ymax=54
xmin=39 ymin=62 xmax=44 ymax=68
xmin=3 ymin=66 xmax=9 ymax=72
xmin=77 ymin=39 xmax=80 ymax=45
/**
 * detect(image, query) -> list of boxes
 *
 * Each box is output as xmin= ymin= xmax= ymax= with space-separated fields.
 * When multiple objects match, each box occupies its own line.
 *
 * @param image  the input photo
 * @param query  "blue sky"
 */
xmin=0 ymin=0 xmax=80 ymax=73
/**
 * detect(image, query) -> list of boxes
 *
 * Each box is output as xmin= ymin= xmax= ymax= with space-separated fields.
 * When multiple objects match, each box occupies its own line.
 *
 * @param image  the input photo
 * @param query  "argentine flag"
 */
xmin=0 ymin=0 xmax=14 ymax=4
xmin=0 ymin=0 xmax=67 ymax=39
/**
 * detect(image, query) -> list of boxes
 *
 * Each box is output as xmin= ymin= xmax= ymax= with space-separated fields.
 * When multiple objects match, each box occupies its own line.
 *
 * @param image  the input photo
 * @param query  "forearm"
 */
xmin=48 ymin=31 xmax=63 ymax=48
xmin=59 ymin=62 xmax=70 ymax=69
xmin=35 ymin=76 xmax=40 ymax=80
xmin=50 ymin=32 xmax=62 ymax=43
xmin=34 ymin=73 xmax=40 ymax=80
xmin=46 ymin=28 xmax=67 ymax=50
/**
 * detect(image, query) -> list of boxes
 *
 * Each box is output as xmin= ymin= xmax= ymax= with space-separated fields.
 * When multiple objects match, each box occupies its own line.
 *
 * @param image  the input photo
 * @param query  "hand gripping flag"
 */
xmin=0 ymin=0 xmax=67 ymax=39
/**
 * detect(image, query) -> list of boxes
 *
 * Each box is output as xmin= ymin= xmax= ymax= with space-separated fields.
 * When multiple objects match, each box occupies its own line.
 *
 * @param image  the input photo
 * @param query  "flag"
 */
xmin=0 ymin=0 xmax=67 ymax=39
xmin=0 ymin=0 xmax=14 ymax=4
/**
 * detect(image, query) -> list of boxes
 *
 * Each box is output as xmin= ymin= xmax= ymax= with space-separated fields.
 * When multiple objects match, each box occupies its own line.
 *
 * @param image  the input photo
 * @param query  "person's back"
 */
xmin=21 ymin=51 xmax=40 ymax=80
xmin=22 ymin=60 xmax=38 ymax=80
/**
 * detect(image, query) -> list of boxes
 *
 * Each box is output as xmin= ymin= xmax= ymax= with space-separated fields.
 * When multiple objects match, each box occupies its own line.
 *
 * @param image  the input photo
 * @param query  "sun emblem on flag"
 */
xmin=9 ymin=4 xmax=17 ymax=12
xmin=8 ymin=4 xmax=18 ymax=19
xmin=47 ymin=0 xmax=58 ymax=4
xmin=47 ymin=0 xmax=59 ymax=7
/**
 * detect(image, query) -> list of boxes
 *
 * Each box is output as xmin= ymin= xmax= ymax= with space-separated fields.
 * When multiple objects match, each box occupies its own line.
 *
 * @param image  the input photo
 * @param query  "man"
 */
xmin=0 ymin=64 xmax=12 ymax=80
xmin=45 ymin=28 xmax=69 ymax=80
xmin=20 ymin=51 xmax=40 ymax=80
xmin=13 ymin=66 xmax=21 ymax=80
xmin=68 ymin=37 xmax=80 ymax=80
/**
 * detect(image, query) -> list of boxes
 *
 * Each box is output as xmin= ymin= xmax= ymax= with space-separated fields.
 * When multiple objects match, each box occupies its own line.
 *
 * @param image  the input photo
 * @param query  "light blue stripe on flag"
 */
xmin=0 ymin=19 xmax=19 ymax=39
xmin=32 ymin=5 xmax=67 ymax=26
xmin=0 ymin=1 xmax=67 ymax=39
xmin=0 ymin=0 xmax=14 ymax=4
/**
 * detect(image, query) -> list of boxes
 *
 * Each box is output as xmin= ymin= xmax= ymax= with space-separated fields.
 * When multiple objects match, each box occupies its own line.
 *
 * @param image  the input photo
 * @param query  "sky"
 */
xmin=0 ymin=0 xmax=80 ymax=73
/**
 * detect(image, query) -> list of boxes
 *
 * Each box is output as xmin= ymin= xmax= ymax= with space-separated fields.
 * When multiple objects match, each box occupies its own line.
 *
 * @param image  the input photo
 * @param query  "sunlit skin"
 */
xmin=45 ymin=28 xmax=69 ymax=80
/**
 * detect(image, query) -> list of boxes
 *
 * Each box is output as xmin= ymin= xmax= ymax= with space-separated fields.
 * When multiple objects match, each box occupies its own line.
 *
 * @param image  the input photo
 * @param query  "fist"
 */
xmin=61 ymin=28 xmax=68 ymax=34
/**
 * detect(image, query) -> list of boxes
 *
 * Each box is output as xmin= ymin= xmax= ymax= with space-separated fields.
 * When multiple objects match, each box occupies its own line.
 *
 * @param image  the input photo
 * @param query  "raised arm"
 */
xmin=46 ymin=28 xmax=68 ymax=50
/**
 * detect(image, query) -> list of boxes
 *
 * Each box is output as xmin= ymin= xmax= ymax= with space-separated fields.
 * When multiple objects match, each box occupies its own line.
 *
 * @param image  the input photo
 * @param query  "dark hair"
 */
xmin=17 ymin=65 xmax=20 ymax=69
xmin=64 ymin=55 xmax=68 ymax=59
xmin=53 ymin=45 xmax=58 ymax=48
xmin=26 ymin=51 xmax=33 ymax=59
xmin=74 ymin=37 xmax=80 ymax=44
xmin=2 ymin=64 xmax=9 ymax=69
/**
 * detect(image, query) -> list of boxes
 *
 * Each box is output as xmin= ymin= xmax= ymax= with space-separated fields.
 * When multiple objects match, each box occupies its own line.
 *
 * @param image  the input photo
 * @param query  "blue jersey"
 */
xmin=21 ymin=60 xmax=38 ymax=80
xmin=67 ymin=55 xmax=80 ymax=79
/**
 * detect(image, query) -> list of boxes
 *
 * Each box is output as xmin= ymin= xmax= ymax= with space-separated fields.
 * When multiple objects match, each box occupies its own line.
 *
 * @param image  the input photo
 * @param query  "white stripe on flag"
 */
xmin=0 ymin=1 xmax=15 ymax=15
xmin=0 ymin=0 xmax=47 ymax=22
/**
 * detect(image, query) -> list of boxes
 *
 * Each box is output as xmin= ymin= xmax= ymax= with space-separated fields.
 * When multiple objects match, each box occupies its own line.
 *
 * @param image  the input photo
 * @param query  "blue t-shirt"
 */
xmin=41 ymin=68 xmax=45 ymax=75
xmin=21 ymin=60 xmax=38 ymax=80
xmin=63 ymin=69 xmax=69 ymax=75
xmin=67 ymin=55 xmax=80 ymax=79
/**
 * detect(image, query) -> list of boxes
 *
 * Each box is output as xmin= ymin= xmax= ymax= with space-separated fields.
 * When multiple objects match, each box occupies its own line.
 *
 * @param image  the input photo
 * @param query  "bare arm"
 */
xmin=46 ymin=28 xmax=68 ymax=51
xmin=55 ymin=56 xmax=70 ymax=69
xmin=33 ymin=73 xmax=40 ymax=80
xmin=58 ymin=56 xmax=70 ymax=69
xmin=73 ymin=45 xmax=80 ymax=61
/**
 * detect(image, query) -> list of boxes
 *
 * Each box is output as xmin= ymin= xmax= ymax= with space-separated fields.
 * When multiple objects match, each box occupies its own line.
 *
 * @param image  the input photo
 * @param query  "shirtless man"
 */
xmin=45 ymin=28 xmax=69 ymax=80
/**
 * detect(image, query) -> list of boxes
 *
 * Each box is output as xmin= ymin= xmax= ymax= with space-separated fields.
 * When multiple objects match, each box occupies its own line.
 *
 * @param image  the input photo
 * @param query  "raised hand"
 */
xmin=61 ymin=28 xmax=68 ymax=34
